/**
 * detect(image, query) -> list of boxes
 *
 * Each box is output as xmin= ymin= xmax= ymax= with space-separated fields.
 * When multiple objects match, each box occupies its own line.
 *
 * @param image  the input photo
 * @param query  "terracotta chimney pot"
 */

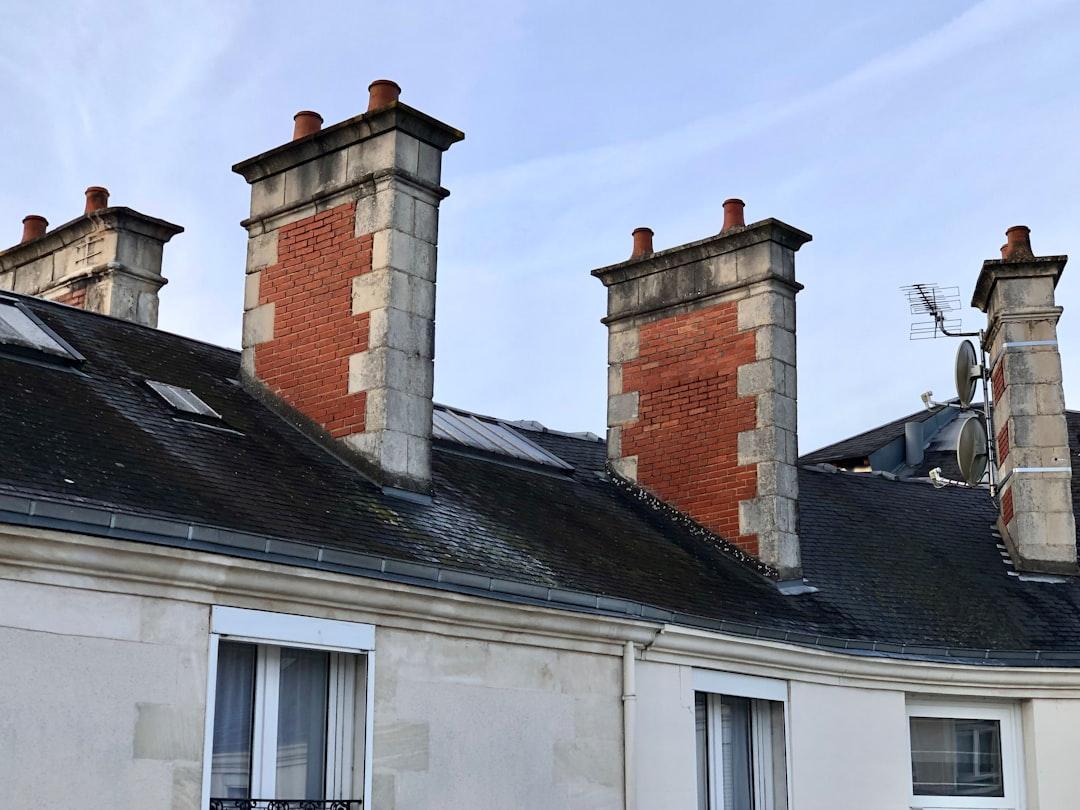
xmin=368 ymin=79 xmax=401 ymax=111
xmin=84 ymin=186 xmax=110 ymax=214
xmin=21 ymin=215 xmax=47 ymax=243
xmin=631 ymin=227 xmax=654 ymax=259
xmin=1001 ymin=225 xmax=1034 ymax=261
xmin=722 ymin=198 xmax=746 ymax=232
xmin=292 ymin=111 xmax=324 ymax=140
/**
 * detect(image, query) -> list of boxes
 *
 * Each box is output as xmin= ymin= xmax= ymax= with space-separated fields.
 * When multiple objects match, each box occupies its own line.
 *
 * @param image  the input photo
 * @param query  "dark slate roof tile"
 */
xmin=4 ymin=294 xmax=1080 ymax=661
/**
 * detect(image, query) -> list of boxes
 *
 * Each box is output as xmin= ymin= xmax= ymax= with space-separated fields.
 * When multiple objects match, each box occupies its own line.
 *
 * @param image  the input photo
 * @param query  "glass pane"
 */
xmin=720 ymin=696 xmax=754 ymax=810
xmin=767 ymin=701 xmax=789 ymax=810
xmin=0 ymin=303 xmax=68 ymax=356
xmin=910 ymin=716 xmax=1004 ymax=797
xmin=695 ymin=693 xmax=709 ymax=810
xmin=210 ymin=642 xmax=256 ymax=799
xmin=276 ymin=647 xmax=330 ymax=799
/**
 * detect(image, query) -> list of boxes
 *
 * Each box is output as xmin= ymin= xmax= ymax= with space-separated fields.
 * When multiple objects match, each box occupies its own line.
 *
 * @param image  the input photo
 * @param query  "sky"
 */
xmin=1 ymin=0 xmax=1078 ymax=453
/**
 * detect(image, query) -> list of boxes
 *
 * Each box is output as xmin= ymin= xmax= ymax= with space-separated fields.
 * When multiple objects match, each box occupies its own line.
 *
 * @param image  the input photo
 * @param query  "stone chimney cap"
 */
xmin=631 ymin=227 xmax=654 ymax=259
xmin=368 ymin=79 xmax=402 ymax=111
xmin=722 ymin=198 xmax=746 ymax=232
xmin=292 ymin=110 xmax=324 ymax=141
xmin=21 ymin=215 xmax=47 ymax=243
xmin=84 ymin=186 xmax=110 ymax=214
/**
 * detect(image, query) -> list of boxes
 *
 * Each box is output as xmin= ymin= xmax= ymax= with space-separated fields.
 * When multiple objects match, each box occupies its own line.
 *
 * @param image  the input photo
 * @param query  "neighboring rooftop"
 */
xmin=4 ymin=293 xmax=1080 ymax=664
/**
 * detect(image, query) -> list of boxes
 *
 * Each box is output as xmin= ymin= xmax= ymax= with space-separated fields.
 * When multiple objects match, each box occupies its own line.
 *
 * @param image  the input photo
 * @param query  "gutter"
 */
xmin=2 ymin=487 xmax=1080 ymax=667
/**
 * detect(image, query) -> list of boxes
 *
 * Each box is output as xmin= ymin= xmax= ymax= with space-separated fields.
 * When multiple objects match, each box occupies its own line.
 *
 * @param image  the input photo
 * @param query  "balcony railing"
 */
xmin=209 ymin=801 xmax=362 ymax=809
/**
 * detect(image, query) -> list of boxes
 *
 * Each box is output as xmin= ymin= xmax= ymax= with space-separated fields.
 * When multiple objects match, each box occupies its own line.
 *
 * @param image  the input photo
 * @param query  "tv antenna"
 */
xmin=900 ymin=282 xmax=998 ymax=497
xmin=901 ymin=283 xmax=967 ymax=339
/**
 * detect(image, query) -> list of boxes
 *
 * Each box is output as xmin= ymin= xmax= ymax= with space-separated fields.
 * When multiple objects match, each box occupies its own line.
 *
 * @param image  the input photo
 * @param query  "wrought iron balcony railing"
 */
xmin=209 ymin=801 xmax=362 ymax=810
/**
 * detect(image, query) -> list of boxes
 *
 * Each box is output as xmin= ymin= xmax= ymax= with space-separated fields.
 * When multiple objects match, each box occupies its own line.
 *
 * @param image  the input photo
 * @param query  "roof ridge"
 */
xmin=17 ymin=289 xmax=242 ymax=359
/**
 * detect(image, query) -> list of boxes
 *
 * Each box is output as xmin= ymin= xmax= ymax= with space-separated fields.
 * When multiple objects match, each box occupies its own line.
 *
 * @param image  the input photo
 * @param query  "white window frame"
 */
xmin=201 ymin=606 xmax=376 ymax=808
xmin=905 ymin=699 xmax=1025 ymax=810
xmin=693 ymin=669 xmax=792 ymax=810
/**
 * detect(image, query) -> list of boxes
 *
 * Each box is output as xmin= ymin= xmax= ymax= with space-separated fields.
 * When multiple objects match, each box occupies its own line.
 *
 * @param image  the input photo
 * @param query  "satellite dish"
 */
xmin=954 ymin=339 xmax=980 ymax=408
xmin=957 ymin=415 xmax=989 ymax=486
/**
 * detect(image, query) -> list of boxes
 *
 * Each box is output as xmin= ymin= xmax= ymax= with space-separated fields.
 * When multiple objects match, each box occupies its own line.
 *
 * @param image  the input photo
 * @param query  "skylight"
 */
xmin=147 ymin=380 xmax=221 ymax=419
xmin=433 ymin=405 xmax=572 ymax=469
xmin=0 ymin=298 xmax=78 ymax=360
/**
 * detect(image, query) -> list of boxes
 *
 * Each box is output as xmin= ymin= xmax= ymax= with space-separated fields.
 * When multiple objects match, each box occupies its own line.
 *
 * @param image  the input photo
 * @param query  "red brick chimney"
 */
xmin=233 ymin=83 xmax=463 ymax=492
xmin=0 ymin=188 xmax=182 ymax=326
xmin=593 ymin=205 xmax=811 ymax=578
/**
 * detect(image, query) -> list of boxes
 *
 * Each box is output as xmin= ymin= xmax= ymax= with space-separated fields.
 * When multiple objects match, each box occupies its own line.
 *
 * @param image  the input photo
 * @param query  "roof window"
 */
xmin=147 ymin=380 xmax=221 ymax=419
xmin=433 ymin=405 xmax=572 ymax=470
xmin=0 ymin=297 xmax=82 ymax=362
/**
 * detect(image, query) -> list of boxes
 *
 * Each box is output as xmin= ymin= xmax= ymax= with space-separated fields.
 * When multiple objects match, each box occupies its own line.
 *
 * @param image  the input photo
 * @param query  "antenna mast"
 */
xmin=900 ymin=283 xmax=998 ymax=497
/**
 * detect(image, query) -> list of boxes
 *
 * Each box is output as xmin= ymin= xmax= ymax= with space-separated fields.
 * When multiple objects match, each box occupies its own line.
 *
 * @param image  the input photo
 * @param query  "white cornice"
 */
xmin=4 ymin=523 xmax=1080 ymax=696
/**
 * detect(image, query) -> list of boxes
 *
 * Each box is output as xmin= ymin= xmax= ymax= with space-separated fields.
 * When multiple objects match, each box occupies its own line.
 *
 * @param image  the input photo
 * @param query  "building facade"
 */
xmin=1 ymin=81 xmax=1079 ymax=810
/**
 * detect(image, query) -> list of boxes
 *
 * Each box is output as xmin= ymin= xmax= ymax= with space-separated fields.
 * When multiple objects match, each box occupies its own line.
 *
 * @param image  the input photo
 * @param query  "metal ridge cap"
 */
xmin=3 ymin=488 xmax=1080 ymax=667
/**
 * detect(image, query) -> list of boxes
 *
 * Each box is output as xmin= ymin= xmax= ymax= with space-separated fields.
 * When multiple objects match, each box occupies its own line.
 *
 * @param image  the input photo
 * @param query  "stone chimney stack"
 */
xmin=972 ymin=226 xmax=1077 ymax=574
xmin=592 ymin=204 xmax=811 ymax=579
xmin=232 ymin=81 xmax=463 ymax=493
xmin=0 ymin=187 xmax=183 ymax=327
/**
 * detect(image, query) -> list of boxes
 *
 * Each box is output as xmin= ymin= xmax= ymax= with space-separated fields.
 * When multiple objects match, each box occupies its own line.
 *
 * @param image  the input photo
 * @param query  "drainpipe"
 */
xmin=623 ymin=640 xmax=637 ymax=810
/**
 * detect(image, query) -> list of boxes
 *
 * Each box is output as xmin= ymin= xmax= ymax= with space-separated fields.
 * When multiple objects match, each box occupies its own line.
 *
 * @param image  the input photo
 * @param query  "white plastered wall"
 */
xmin=0 ymin=577 xmax=210 ymax=808
xmin=5 ymin=526 xmax=1080 ymax=810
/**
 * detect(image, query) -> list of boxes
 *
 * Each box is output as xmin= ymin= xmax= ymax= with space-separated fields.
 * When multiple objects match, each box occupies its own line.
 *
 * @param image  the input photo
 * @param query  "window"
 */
xmin=694 ymin=671 xmax=789 ymax=810
xmin=203 ymin=607 xmax=374 ymax=809
xmin=906 ymin=700 xmax=1023 ymax=809
xmin=0 ymin=297 xmax=82 ymax=361
xmin=147 ymin=380 xmax=221 ymax=418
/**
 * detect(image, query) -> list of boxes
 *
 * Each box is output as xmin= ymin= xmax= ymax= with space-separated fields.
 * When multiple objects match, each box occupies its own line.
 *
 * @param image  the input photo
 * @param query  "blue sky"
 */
xmin=2 ymin=0 xmax=1078 ymax=452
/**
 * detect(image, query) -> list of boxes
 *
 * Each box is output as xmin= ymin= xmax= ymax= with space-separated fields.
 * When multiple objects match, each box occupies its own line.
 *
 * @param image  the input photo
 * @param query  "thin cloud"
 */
xmin=454 ymin=0 xmax=1070 ymax=208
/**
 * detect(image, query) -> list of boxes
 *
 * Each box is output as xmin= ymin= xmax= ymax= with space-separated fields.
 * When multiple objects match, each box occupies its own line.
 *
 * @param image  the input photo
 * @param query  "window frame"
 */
xmin=693 ymin=670 xmax=792 ymax=810
xmin=201 ymin=606 xmax=375 ymax=809
xmin=905 ymin=699 xmax=1025 ymax=810
xmin=0 ymin=295 xmax=84 ymax=363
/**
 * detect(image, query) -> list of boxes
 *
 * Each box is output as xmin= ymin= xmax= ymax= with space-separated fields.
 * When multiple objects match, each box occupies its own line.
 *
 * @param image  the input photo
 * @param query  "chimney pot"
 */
xmin=631 ymin=227 xmax=654 ymax=258
xmin=368 ymin=79 xmax=401 ymax=111
xmin=20 ymin=215 xmax=48 ymax=243
xmin=292 ymin=110 xmax=324 ymax=140
xmin=1001 ymin=225 xmax=1034 ymax=261
xmin=84 ymin=186 xmax=110 ymax=214
xmin=722 ymin=198 xmax=746 ymax=232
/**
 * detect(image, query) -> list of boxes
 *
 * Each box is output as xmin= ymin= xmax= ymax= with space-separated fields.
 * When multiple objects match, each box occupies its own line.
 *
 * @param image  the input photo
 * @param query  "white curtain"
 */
xmin=275 ymin=647 xmax=330 ymax=799
xmin=210 ymin=642 xmax=256 ymax=799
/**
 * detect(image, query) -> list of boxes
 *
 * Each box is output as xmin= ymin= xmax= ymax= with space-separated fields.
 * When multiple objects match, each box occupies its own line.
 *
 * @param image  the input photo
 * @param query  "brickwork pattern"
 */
xmin=996 ymin=422 xmax=1010 ymax=464
xmin=50 ymin=281 xmax=88 ymax=310
xmin=620 ymin=302 xmax=760 ymax=555
xmin=991 ymin=360 xmax=1006 ymax=404
xmin=254 ymin=203 xmax=373 ymax=439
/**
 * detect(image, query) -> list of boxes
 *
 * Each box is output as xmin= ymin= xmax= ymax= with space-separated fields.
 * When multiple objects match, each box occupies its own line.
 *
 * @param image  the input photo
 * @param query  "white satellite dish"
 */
xmin=954 ymin=339 xmax=981 ymax=408
xmin=957 ymin=415 xmax=989 ymax=486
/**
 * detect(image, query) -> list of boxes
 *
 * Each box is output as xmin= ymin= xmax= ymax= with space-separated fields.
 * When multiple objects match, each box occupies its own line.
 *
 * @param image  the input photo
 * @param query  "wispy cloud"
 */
xmin=454 ymin=0 xmax=1070 ymax=210
xmin=0 ymin=2 xmax=250 ymax=189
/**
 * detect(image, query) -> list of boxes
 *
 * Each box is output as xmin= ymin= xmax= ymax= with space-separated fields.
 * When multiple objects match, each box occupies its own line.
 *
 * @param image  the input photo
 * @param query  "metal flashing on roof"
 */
xmin=509 ymin=419 xmax=602 ymax=443
xmin=433 ymin=405 xmax=573 ymax=470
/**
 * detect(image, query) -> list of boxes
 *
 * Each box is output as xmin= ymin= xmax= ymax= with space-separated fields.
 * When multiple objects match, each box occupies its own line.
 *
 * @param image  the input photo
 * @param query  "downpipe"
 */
xmin=622 ymin=640 xmax=637 ymax=810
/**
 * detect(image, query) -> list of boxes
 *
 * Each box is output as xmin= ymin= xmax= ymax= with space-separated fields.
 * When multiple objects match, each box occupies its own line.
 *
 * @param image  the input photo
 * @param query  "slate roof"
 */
xmin=5 ymin=292 xmax=1080 ymax=665
xmin=805 ymin=399 xmax=1080 ymax=546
